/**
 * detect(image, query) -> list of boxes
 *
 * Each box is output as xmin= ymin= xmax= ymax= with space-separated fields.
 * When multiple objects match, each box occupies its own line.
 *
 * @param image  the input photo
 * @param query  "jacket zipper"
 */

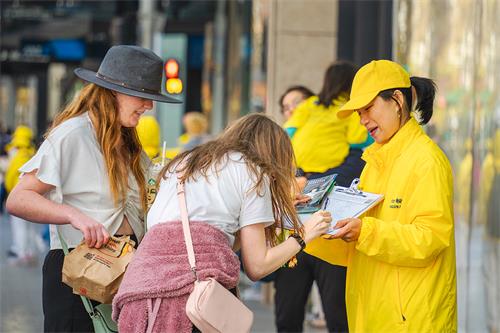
xmin=397 ymin=269 xmax=406 ymax=322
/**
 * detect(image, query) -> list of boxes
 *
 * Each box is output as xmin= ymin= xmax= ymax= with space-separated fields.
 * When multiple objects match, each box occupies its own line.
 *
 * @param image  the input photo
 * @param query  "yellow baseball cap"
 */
xmin=6 ymin=125 xmax=33 ymax=150
xmin=338 ymin=60 xmax=411 ymax=118
xmin=12 ymin=125 xmax=33 ymax=140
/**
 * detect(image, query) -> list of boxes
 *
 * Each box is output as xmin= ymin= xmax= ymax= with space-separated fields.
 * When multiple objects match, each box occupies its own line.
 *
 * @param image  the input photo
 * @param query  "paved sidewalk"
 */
xmin=0 ymin=212 xmax=44 ymax=333
xmin=2 ymin=209 xmax=492 ymax=333
xmin=0 ymin=213 xmax=326 ymax=333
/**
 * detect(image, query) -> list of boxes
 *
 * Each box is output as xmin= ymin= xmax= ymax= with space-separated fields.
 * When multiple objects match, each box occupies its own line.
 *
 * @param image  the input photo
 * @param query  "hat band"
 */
xmin=95 ymin=72 xmax=160 ymax=95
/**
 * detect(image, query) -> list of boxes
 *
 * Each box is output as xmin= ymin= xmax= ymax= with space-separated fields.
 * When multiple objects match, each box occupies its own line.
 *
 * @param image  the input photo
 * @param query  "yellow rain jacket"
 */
xmin=347 ymin=118 xmax=457 ymax=332
xmin=5 ymin=146 xmax=35 ymax=193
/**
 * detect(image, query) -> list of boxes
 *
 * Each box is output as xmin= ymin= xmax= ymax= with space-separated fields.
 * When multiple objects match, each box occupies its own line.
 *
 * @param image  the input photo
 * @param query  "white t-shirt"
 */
xmin=147 ymin=152 xmax=275 ymax=245
xmin=20 ymin=113 xmax=148 ymax=249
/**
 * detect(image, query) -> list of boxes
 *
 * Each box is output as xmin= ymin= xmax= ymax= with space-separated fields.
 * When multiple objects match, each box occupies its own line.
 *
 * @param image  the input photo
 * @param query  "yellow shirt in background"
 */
xmin=284 ymin=96 xmax=367 ymax=173
xmin=5 ymin=146 xmax=34 ymax=193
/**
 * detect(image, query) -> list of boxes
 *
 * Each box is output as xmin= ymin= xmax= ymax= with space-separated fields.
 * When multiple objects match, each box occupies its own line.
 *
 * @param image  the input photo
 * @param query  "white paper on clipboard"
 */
xmin=322 ymin=182 xmax=384 ymax=236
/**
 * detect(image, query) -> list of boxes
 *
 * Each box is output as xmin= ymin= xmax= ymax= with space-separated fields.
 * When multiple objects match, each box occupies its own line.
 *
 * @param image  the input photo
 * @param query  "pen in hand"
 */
xmin=323 ymin=197 xmax=330 ymax=210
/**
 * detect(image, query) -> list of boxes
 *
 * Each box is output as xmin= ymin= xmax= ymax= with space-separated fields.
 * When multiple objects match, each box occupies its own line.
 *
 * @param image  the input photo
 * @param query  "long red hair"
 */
xmin=48 ymin=84 xmax=146 ymax=210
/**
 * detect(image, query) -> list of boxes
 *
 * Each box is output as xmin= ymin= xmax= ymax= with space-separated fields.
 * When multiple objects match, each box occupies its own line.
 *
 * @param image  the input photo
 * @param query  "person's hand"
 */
xmin=293 ymin=193 xmax=311 ymax=206
xmin=302 ymin=210 xmax=332 ymax=243
xmin=67 ymin=208 xmax=110 ymax=248
xmin=332 ymin=218 xmax=362 ymax=242
xmin=291 ymin=177 xmax=308 ymax=206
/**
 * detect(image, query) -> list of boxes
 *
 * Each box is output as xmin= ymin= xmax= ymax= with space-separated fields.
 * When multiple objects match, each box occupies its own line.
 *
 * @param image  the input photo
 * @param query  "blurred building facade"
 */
xmin=1 ymin=1 xmax=498 ymax=332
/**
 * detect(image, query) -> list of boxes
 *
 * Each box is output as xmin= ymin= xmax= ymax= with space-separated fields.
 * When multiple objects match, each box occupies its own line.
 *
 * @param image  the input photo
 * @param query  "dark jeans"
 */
xmin=274 ymin=252 xmax=348 ymax=332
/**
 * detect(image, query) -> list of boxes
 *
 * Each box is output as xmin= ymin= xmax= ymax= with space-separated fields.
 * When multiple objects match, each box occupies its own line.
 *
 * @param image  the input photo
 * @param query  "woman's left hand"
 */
xmin=332 ymin=218 xmax=362 ymax=242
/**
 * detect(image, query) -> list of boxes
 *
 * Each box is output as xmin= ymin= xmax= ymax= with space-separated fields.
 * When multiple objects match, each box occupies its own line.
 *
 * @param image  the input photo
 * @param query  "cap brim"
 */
xmin=337 ymin=91 xmax=379 ymax=119
xmin=74 ymin=68 xmax=182 ymax=104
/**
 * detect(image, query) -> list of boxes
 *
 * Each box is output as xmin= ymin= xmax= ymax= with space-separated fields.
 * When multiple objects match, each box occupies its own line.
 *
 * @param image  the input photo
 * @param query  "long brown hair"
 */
xmin=48 ymin=84 xmax=146 ymax=210
xmin=160 ymin=113 xmax=301 ymax=245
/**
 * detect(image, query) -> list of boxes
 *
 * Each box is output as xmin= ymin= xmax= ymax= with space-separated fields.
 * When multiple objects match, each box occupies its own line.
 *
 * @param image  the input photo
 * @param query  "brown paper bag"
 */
xmin=62 ymin=235 xmax=136 ymax=304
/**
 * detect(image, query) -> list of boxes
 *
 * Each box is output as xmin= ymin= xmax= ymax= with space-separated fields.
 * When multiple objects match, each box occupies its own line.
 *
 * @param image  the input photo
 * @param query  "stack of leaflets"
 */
xmin=321 ymin=181 xmax=384 ymax=238
xmin=295 ymin=174 xmax=337 ymax=214
xmin=291 ymin=178 xmax=384 ymax=238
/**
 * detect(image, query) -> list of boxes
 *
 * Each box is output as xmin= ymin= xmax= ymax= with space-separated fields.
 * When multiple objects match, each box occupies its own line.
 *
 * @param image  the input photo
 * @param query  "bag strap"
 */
xmin=56 ymin=227 xmax=98 ymax=318
xmin=176 ymin=171 xmax=199 ymax=280
xmin=146 ymin=298 xmax=162 ymax=333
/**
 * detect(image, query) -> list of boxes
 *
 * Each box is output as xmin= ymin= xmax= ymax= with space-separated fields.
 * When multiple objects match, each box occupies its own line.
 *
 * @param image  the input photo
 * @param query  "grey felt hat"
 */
xmin=74 ymin=45 xmax=181 ymax=104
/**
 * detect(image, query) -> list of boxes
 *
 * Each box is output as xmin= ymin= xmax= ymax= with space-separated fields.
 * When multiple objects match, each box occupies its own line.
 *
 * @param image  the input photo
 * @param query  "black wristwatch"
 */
xmin=289 ymin=233 xmax=306 ymax=251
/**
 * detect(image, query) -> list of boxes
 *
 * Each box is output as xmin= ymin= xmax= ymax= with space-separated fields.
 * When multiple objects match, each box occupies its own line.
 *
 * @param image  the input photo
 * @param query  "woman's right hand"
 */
xmin=66 ymin=207 xmax=110 ymax=248
xmin=302 ymin=210 xmax=332 ymax=243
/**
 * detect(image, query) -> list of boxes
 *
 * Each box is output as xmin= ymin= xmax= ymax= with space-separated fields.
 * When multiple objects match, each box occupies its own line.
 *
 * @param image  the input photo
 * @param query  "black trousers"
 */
xmin=274 ymin=252 xmax=348 ymax=333
xmin=43 ymin=249 xmax=96 ymax=333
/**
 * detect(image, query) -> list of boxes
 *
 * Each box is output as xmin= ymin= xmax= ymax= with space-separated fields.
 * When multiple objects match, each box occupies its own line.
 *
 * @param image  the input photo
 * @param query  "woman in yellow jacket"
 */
xmin=333 ymin=60 xmax=457 ymax=332
xmin=5 ymin=126 xmax=37 ymax=264
xmin=284 ymin=61 xmax=369 ymax=181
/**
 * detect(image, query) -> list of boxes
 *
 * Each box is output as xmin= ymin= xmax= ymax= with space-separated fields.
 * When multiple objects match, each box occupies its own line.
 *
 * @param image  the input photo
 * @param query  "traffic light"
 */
xmin=164 ymin=58 xmax=183 ymax=94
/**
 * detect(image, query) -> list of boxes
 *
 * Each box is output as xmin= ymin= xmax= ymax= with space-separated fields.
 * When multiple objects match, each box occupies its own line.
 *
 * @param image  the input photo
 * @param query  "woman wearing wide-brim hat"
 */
xmin=331 ymin=60 xmax=457 ymax=332
xmin=6 ymin=45 xmax=181 ymax=332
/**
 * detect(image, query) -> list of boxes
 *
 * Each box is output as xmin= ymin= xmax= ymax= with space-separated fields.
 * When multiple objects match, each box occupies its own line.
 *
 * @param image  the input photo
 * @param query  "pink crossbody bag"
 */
xmin=176 ymin=173 xmax=254 ymax=333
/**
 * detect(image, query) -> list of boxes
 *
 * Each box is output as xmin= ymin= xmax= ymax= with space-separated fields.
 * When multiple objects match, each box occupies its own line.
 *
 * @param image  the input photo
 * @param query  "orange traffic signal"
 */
xmin=165 ymin=59 xmax=179 ymax=78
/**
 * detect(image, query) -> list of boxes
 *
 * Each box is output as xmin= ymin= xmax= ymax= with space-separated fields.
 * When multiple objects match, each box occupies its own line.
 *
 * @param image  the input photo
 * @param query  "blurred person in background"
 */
xmin=333 ymin=60 xmax=457 ymax=332
xmin=277 ymin=62 xmax=371 ymax=333
xmin=136 ymin=115 xmax=162 ymax=160
xmin=279 ymin=86 xmax=314 ymax=121
xmin=0 ymin=122 xmax=12 ymax=157
xmin=283 ymin=61 xmax=371 ymax=185
xmin=6 ymin=45 xmax=180 ymax=332
xmin=164 ymin=111 xmax=212 ymax=159
xmin=279 ymin=85 xmax=314 ymax=193
xmin=179 ymin=111 xmax=211 ymax=151
xmin=4 ymin=125 xmax=43 ymax=265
